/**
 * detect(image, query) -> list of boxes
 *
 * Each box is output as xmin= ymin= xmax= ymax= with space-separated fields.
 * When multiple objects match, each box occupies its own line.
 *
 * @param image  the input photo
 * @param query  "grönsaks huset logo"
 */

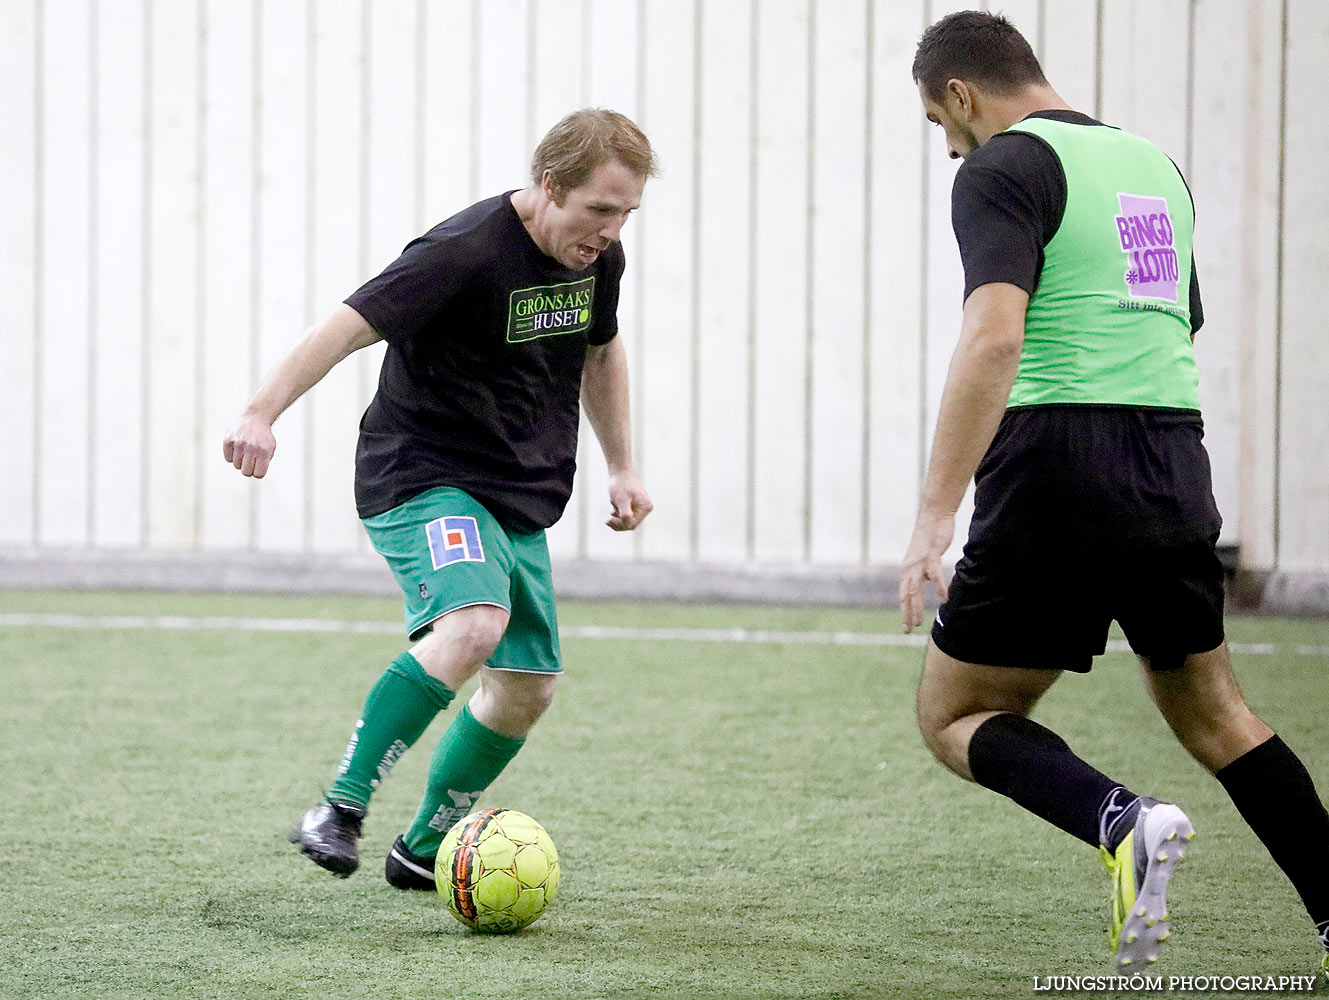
xmin=506 ymin=277 xmax=596 ymax=343
xmin=1114 ymin=193 xmax=1181 ymax=303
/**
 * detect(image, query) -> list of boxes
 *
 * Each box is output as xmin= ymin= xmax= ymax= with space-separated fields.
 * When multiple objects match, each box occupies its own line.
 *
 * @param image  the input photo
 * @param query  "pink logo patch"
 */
xmin=1114 ymin=193 xmax=1181 ymax=303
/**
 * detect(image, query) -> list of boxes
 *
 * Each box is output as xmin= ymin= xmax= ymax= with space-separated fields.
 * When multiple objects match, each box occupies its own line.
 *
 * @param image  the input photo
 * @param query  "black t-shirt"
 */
xmin=346 ymin=192 xmax=624 ymax=530
xmin=951 ymin=109 xmax=1203 ymax=332
xmin=949 ymin=112 xmax=1221 ymax=546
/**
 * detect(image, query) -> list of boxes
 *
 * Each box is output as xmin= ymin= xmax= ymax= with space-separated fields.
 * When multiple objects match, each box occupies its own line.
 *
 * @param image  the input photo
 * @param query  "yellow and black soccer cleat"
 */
xmin=1100 ymin=798 xmax=1195 ymax=968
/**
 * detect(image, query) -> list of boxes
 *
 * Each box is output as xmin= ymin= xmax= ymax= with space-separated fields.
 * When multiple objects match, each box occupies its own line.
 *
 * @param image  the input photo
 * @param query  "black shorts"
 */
xmin=931 ymin=405 xmax=1225 ymax=672
xmin=932 ymin=537 xmax=1226 ymax=671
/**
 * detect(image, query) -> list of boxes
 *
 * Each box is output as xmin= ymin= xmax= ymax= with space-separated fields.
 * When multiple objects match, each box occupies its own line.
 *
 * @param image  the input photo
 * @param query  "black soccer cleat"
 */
xmin=385 ymin=835 xmax=437 ymax=891
xmin=289 ymin=801 xmax=366 ymax=878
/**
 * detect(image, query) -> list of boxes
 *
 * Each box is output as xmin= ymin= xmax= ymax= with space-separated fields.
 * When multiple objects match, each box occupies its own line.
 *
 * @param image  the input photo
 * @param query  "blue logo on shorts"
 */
xmin=426 ymin=516 xmax=485 ymax=569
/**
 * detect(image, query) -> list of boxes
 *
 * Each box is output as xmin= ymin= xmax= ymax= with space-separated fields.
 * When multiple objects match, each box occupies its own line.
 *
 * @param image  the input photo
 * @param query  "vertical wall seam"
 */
xmin=302 ymin=0 xmax=317 ymax=550
xmin=1272 ymin=0 xmax=1287 ymax=569
xmin=87 ymin=0 xmax=99 ymax=544
xmin=1093 ymin=0 xmax=1104 ymax=120
xmin=744 ymin=0 xmax=759 ymax=562
xmin=140 ymin=0 xmax=153 ymax=548
xmin=249 ymin=0 xmax=263 ymax=549
xmin=632 ymin=0 xmax=647 ymax=561
xmin=802 ymin=0 xmax=816 ymax=562
xmin=1184 ymin=0 xmax=1196 ymax=178
xmin=195 ymin=0 xmax=208 ymax=547
xmin=688 ymin=0 xmax=703 ymax=561
xmin=415 ymin=0 xmax=426 ymax=229
xmin=359 ymin=0 xmax=371 ymax=284
xmin=524 ymin=0 xmax=536 ymax=163
xmin=358 ymin=0 xmax=372 ymax=426
xmin=580 ymin=0 xmax=591 ymax=102
xmin=469 ymin=0 xmax=481 ymax=203
xmin=32 ymin=0 xmax=44 ymax=543
xmin=917 ymin=0 xmax=930 ymax=501
xmin=860 ymin=0 xmax=874 ymax=565
xmin=1035 ymin=0 xmax=1046 ymax=63
xmin=194 ymin=0 xmax=207 ymax=549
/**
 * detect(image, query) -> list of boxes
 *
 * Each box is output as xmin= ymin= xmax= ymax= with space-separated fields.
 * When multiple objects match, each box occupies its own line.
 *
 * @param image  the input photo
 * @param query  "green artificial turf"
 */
xmin=1 ymin=590 xmax=1326 ymax=999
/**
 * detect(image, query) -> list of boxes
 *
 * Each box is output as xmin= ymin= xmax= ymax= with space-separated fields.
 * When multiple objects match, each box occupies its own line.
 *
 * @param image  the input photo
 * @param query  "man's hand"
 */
xmin=222 ymin=413 xmax=277 ymax=478
xmin=899 ymin=509 xmax=956 ymax=633
xmin=605 ymin=470 xmax=653 ymax=531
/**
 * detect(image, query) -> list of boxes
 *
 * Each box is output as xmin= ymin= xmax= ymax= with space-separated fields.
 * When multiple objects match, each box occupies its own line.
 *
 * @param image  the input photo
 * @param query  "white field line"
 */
xmin=0 ymin=612 xmax=1326 ymax=657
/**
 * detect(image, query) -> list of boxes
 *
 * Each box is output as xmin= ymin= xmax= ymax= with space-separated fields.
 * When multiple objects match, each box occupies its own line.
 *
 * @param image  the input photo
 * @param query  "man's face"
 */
xmin=541 ymin=159 xmax=646 ymax=270
xmin=919 ymin=83 xmax=980 ymax=160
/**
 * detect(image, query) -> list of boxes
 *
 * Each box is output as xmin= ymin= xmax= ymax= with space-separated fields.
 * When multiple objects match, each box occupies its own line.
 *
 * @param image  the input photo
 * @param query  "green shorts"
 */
xmin=362 ymin=486 xmax=562 ymax=674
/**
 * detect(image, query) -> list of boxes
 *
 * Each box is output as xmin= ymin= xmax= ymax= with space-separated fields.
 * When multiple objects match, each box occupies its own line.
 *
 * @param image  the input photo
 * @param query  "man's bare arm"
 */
xmin=223 ymin=304 xmax=382 ymax=478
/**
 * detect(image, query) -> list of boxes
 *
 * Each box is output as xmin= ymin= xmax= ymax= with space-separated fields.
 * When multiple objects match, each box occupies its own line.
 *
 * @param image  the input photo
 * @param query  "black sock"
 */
xmin=1216 ymin=735 xmax=1329 ymax=927
xmin=968 ymin=713 xmax=1123 ymax=847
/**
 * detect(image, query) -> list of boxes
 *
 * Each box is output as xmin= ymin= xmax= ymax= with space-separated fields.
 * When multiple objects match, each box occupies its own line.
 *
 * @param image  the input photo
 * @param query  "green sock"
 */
xmin=402 ymin=702 xmax=526 ymax=856
xmin=326 ymin=652 xmax=454 ymax=812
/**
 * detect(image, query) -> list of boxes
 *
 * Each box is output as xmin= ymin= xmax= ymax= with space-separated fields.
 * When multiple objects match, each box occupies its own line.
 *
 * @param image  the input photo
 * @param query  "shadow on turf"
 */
xmin=197 ymin=888 xmax=564 ymax=945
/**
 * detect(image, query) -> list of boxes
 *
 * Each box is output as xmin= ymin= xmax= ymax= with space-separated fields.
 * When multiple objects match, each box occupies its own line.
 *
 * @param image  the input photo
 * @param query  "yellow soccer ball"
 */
xmin=438 ymin=808 xmax=560 ymax=933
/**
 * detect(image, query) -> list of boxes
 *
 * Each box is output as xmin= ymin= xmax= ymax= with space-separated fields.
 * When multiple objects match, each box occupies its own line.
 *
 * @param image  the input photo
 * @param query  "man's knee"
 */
xmin=915 ymin=682 xmax=959 ymax=762
xmin=1146 ymin=646 xmax=1273 ymax=771
xmin=916 ymin=641 xmax=1062 ymax=775
xmin=414 ymin=605 xmax=510 ymax=678
xmin=476 ymin=670 xmax=558 ymax=735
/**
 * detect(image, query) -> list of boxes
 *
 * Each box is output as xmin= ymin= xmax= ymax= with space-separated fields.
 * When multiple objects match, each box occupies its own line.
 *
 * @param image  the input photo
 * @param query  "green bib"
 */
xmin=1002 ymin=117 xmax=1200 ymax=410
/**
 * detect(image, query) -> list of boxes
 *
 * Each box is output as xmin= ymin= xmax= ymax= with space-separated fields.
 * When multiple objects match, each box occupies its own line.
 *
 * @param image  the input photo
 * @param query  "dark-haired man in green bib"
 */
xmin=223 ymin=109 xmax=657 ymax=891
xmin=899 ymin=9 xmax=1329 ymax=971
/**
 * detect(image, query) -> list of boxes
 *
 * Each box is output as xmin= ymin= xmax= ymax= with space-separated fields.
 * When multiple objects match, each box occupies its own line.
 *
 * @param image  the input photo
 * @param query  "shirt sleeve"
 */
xmin=951 ymin=133 xmax=1065 ymax=302
xmin=343 ymin=230 xmax=474 ymax=344
xmin=1188 ymin=255 xmax=1203 ymax=334
xmin=587 ymin=245 xmax=626 ymax=346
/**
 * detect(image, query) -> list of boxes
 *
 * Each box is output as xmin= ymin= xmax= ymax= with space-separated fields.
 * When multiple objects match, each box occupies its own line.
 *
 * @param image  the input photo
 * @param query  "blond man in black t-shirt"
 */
xmin=224 ymin=109 xmax=657 ymax=888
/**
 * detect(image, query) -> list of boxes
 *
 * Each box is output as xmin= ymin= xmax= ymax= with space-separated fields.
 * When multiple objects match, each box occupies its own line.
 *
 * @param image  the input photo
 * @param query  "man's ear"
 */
xmin=540 ymin=169 xmax=563 ymax=206
xmin=946 ymin=78 xmax=975 ymax=120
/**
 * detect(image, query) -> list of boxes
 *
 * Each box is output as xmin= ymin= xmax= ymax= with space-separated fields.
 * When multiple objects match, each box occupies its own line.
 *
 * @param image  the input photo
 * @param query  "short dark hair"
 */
xmin=912 ymin=10 xmax=1046 ymax=102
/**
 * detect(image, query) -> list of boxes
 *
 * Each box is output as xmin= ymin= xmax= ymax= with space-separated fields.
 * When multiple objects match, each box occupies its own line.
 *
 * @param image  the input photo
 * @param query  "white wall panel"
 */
xmin=865 ymin=0 xmax=926 ymax=564
xmin=37 ymin=0 xmax=92 ymax=546
xmin=253 ymin=0 xmax=311 ymax=552
xmin=1279 ymin=0 xmax=1329 ymax=571
xmin=527 ymin=1 xmax=586 ymax=140
xmin=6 ymin=0 xmax=1329 ymax=583
xmin=1219 ymin=0 xmax=1281 ymax=568
xmin=1099 ymin=0 xmax=1189 ymax=162
xmin=1041 ymin=1 xmax=1097 ymax=115
xmin=474 ymin=0 xmax=530 ymax=194
xmin=198 ymin=0 xmax=255 ymax=551
xmin=145 ymin=0 xmax=200 ymax=550
xmin=0 ymin=0 xmax=38 ymax=544
xmin=998 ymin=0 xmax=1044 ymax=62
xmin=1189 ymin=0 xmax=1281 ymax=557
xmin=419 ymin=0 xmax=476 ymax=226
xmin=750 ymin=0 xmax=811 ymax=564
xmin=693 ymin=0 xmax=753 ymax=564
xmin=808 ymin=0 xmax=869 ymax=564
xmin=306 ymin=0 xmax=367 ymax=554
xmin=636 ymin=0 xmax=697 ymax=560
xmin=91 ymin=0 xmax=147 ymax=547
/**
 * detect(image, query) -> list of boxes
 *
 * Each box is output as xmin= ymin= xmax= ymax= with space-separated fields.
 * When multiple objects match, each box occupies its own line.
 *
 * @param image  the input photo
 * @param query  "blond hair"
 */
xmin=531 ymin=108 xmax=659 ymax=202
